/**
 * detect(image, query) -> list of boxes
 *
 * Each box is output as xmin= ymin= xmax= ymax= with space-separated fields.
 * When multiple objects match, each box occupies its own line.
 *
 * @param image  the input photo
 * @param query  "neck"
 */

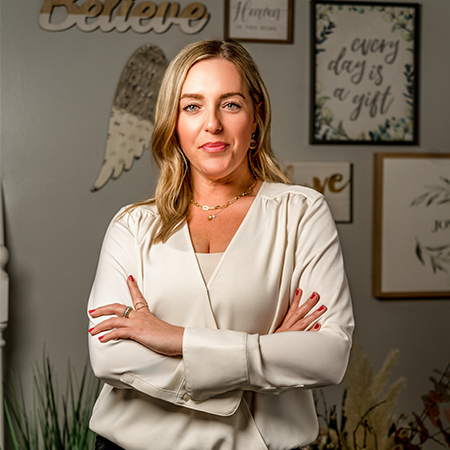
xmin=191 ymin=170 xmax=256 ymax=205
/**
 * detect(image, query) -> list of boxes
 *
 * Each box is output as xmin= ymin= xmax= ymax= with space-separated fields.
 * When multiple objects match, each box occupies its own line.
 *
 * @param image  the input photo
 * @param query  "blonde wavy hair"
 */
xmin=130 ymin=39 xmax=289 ymax=244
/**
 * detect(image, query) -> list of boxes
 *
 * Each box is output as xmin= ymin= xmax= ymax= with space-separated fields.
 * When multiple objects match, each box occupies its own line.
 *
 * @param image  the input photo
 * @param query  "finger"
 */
xmin=290 ymin=288 xmax=303 ymax=311
xmin=89 ymin=303 xmax=131 ymax=319
xmin=286 ymin=292 xmax=320 ymax=326
xmin=308 ymin=322 xmax=321 ymax=332
xmin=89 ymin=317 xmax=129 ymax=336
xmin=127 ymin=275 xmax=148 ymax=309
xmin=296 ymin=292 xmax=320 ymax=315
xmin=277 ymin=290 xmax=319 ymax=331
xmin=289 ymin=305 xmax=327 ymax=332
xmin=97 ymin=326 xmax=135 ymax=343
xmin=280 ymin=289 xmax=303 ymax=328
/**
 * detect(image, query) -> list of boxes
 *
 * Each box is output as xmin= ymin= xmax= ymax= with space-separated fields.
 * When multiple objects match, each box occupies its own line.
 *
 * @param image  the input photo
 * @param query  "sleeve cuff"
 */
xmin=183 ymin=327 xmax=249 ymax=401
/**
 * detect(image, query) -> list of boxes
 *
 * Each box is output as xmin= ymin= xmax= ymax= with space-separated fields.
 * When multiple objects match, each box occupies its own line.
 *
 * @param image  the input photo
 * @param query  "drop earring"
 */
xmin=249 ymin=134 xmax=257 ymax=150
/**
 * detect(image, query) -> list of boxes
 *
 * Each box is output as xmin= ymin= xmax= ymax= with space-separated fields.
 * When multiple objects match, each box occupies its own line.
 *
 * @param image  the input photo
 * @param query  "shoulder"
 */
xmin=259 ymin=181 xmax=324 ymax=204
xmin=114 ymin=201 xmax=158 ymax=222
xmin=257 ymin=181 xmax=333 ymax=226
xmin=108 ymin=201 xmax=160 ymax=241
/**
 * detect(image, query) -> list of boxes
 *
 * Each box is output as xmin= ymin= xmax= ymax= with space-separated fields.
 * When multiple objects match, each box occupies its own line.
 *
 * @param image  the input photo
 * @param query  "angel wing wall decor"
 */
xmin=91 ymin=43 xmax=168 ymax=191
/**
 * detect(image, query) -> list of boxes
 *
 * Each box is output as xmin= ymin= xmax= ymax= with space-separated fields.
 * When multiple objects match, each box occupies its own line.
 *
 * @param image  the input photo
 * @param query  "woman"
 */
xmin=88 ymin=39 xmax=354 ymax=450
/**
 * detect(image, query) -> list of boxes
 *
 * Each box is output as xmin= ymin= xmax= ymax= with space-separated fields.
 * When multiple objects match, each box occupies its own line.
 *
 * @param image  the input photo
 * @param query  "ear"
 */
xmin=252 ymin=101 xmax=263 ymax=133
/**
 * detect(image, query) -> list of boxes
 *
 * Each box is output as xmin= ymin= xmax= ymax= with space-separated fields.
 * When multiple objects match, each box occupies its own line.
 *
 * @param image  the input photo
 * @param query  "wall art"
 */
xmin=283 ymin=161 xmax=352 ymax=223
xmin=224 ymin=0 xmax=293 ymax=43
xmin=311 ymin=2 xmax=420 ymax=144
xmin=373 ymin=153 xmax=450 ymax=299
xmin=91 ymin=43 xmax=168 ymax=191
xmin=39 ymin=1 xmax=210 ymax=34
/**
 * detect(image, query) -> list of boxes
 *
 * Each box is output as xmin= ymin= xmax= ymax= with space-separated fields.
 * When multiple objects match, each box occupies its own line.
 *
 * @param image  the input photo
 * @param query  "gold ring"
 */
xmin=136 ymin=302 xmax=149 ymax=311
xmin=135 ymin=302 xmax=147 ymax=308
xmin=123 ymin=306 xmax=133 ymax=318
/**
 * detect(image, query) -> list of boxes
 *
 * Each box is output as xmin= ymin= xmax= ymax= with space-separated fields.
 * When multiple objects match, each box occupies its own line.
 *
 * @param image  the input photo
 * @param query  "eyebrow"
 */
xmin=179 ymin=92 xmax=246 ymax=101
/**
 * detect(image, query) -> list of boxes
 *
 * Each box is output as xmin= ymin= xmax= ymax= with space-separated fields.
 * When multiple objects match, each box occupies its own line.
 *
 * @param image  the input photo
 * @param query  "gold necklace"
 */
xmin=191 ymin=178 xmax=257 ymax=221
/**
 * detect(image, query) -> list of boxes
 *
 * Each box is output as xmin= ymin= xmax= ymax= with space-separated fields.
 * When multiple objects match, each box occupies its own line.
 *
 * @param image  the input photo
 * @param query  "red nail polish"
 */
xmin=296 ymin=288 xmax=300 ymax=296
xmin=88 ymin=327 xmax=94 ymax=333
xmin=99 ymin=336 xmax=104 ymax=341
xmin=89 ymin=309 xmax=96 ymax=314
xmin=318 ymin=305 xmax=325 ymax=311
xmin=128 ymin=275 xmax=135 ymax=282
xmin=309 ymin=293 xmax=315 ymax=299
xmin=314 ymin=323 xmax=320 ymax=330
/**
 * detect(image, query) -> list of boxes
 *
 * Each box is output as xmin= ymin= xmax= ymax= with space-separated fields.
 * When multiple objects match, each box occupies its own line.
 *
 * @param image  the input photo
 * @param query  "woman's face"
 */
xmin=176 ymin=57 xmax=257 ymax=184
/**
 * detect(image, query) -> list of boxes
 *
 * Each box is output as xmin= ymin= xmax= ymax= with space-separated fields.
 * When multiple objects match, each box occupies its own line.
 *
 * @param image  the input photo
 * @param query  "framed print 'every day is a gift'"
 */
xmin=310 ymin=1 xmax=420 ymax=144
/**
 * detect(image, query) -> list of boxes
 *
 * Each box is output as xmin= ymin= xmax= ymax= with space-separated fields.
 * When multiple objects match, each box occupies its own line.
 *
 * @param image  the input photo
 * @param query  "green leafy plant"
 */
xmin=4 ymin=355 xmax=101 ymax=450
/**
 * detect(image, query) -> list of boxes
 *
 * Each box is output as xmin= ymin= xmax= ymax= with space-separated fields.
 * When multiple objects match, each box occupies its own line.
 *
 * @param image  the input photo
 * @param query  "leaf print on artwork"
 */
xmin=410 ymin=177 xmax=450 ymax=207
xmin=315 ymin=5 xmax=338 ymax=52
xmin=415 ymin=239 xmax=450 ymax=274
xmin=379 ymin=7 xmax=416 ymax=43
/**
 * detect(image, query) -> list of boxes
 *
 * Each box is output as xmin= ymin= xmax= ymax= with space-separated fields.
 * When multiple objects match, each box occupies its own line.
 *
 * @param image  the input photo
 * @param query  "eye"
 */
xmin=181 ymin=104 xmax=200 ymax=113
xmin=223 ymin=102 xmax=241 ymax=111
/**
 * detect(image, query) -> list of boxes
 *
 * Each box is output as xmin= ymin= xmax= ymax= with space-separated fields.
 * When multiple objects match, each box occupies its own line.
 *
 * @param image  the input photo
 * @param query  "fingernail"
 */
xmin=309 ymin=293 xmax=315 ymax=299
xmin=99 ymin=336 xmax=104 ymax=341
xmin=88 ymin=327 xmax=94 ymax=333
xmin=128 ymin=275 xmax=135 ymax=282
xmin=89 ymin=309 xmax=96 ymax=314
xmin=318 ymin=305 xmax=325 ymax=311
xmin=296 ymin=288 xmax=300 ymax=296
xmin=314 ymin=323 xmax=320 ymax=330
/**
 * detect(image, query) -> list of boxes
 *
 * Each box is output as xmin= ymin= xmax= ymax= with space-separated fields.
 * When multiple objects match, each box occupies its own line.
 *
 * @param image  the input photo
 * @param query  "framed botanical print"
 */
xmin=373 ymin=153 xmax=450 ymax=299
xmin=311 ymin=2 xmax=420 ymax=144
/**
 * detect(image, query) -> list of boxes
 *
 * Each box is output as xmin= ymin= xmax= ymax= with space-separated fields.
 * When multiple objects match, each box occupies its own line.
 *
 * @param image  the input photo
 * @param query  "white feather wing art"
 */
xmin=91 ymin=43 xmax=168 ymax=191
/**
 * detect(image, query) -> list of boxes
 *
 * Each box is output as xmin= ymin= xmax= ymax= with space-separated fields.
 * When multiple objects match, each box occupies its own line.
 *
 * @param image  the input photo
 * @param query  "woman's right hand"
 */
xmin=274 ymin=289 xmax=326 ymax=333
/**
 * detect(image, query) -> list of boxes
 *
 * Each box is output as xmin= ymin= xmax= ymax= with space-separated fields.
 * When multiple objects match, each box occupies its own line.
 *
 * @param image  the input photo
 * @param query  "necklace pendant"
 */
xmin=208 ymin=214 xmax=216 ymax=221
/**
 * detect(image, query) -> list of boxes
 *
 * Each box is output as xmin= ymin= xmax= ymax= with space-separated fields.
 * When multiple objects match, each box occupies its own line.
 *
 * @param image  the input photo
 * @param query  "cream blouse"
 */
xmin=88 ymin=181 xmax=354 ymax=450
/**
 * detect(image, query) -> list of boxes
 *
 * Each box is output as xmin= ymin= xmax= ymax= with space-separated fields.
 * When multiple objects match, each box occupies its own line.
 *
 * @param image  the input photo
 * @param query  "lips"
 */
xmin=200 ymin=142 xmax=228 ymax=153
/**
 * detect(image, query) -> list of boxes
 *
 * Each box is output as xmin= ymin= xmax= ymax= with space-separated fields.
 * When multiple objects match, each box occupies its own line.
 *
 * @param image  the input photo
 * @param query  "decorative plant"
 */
xmin=305 ymin=342 xmax=406 ymax=450
xmin=391 ymin=363 xmax=450 ymax=449
xmin=304 ymin=343 xmax=450 ymax=450
xmin=4 ymin=355 xmax=101 ymax=450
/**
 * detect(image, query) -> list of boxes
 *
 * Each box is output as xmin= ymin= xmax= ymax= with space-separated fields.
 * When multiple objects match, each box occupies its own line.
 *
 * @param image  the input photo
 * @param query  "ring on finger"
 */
xmin=123 ymin=306 xmax=133 ymax=318
xmin=135 ymin=302 xmax=149 ymax=311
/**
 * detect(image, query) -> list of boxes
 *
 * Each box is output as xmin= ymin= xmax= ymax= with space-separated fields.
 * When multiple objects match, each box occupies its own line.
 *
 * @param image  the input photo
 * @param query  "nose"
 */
xmin=204 ymin=108 xmax=222 ymax=134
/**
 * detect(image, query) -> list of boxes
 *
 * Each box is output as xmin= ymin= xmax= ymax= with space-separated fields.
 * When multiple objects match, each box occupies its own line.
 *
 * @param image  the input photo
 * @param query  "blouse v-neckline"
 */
xmin=184 ymin=181 xmax=265 ymax=288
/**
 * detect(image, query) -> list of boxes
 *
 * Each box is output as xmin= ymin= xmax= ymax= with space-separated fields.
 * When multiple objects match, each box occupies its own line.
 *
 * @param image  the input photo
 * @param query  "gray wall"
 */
xmin=1 ymin=0 xmax=449 ymax=438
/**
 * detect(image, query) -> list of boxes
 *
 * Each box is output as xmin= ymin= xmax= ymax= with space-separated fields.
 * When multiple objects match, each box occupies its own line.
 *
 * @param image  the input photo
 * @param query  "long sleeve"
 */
xmin=182 ymin=189 xmax=354 ymax=402
xmin=88 ymin=208 xmax=184 ymax=402
xmin=88 ymin=206 xmax=243 ymax=416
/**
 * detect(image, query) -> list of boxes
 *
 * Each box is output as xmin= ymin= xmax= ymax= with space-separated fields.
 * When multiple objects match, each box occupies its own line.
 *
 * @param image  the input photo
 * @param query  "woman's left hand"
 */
xmin=89 ymin=276 xmax=184 ymax=356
